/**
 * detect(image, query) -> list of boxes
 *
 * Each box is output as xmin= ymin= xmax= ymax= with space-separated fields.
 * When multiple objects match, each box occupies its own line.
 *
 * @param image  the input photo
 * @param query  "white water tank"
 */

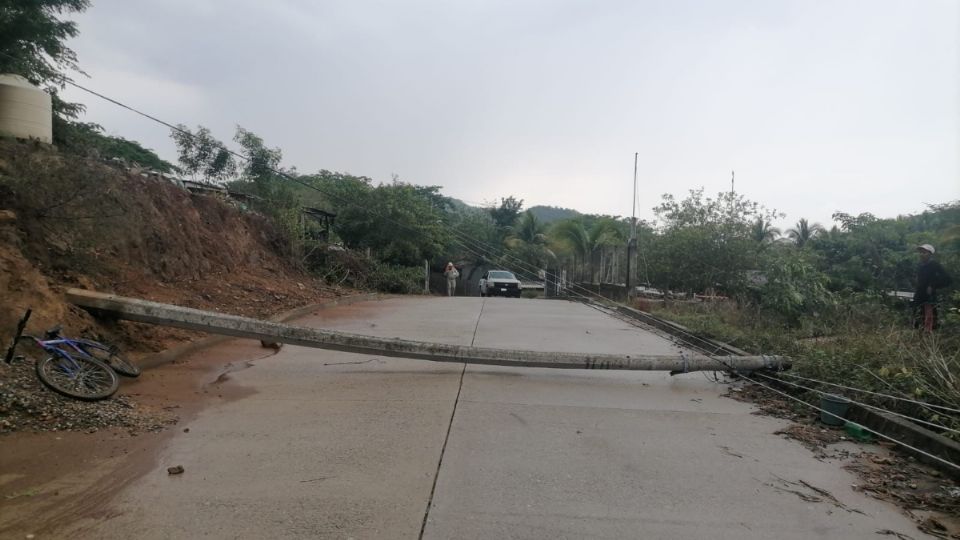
xmin=0 ymin=74 xmax=53 ymax=143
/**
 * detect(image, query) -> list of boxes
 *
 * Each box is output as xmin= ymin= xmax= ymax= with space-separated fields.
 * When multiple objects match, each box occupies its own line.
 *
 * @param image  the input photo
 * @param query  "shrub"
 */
xmin=306 ymin=246 xmax=424 ymax=294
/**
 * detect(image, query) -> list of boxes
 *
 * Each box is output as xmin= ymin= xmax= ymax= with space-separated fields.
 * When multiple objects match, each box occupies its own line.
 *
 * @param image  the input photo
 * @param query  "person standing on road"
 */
xmin=913 ymin=244 xmax=952 ymax=332
xmin=444 ymin=262 xmax=460 ymax=297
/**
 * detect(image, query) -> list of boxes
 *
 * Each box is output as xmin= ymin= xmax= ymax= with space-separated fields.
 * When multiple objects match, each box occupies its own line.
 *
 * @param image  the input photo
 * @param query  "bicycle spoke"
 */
xmin=40 ymin=357 xmax=114 ymax=398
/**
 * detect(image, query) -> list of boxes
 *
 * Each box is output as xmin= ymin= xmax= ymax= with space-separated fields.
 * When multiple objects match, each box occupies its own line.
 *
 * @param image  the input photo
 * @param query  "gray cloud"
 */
xmin=63 ymin=0 xmax=959 ymax=227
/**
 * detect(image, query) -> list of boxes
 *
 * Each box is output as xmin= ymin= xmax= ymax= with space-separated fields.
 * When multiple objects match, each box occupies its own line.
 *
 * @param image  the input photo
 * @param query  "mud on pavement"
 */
xmin=0 ymin=336 xmax=275 ymax=538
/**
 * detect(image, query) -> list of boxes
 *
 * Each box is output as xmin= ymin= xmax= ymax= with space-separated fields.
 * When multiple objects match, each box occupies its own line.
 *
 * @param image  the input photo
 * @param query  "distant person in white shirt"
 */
xmin=444 ymin=262 xmax=460 ymax=297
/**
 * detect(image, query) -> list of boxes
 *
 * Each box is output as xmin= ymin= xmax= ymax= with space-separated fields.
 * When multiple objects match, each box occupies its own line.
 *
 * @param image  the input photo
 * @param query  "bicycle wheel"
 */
xmin=36 ymin=354 xmax=119 ymax=401
xmin=80 ymin=344 xmax=141 ymax=377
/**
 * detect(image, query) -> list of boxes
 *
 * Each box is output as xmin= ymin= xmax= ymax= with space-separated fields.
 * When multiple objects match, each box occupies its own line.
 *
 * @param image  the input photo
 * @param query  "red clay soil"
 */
xmin=0 ymin=301 xmax=382 ymax=538
xmin=1 ymin=334 xmax=274 ymax=537
xmin=0 ymin=140 xmax=369 ymax=535
xmin=0 ymin=139 xmax=353 ymax=356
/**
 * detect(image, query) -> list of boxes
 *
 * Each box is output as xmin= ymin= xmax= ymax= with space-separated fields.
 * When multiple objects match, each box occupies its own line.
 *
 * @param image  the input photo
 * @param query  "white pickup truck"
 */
xmin=479 ymin=270 xmax=522 ymax=298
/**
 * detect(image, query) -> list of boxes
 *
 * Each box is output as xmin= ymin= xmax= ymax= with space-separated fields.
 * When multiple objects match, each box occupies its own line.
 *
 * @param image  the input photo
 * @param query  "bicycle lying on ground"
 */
xmin=3 ymin=309 xmax=140 ymax=401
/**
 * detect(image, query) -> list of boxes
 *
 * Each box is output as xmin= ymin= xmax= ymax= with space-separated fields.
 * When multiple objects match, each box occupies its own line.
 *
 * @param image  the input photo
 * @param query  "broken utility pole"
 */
xmin=66 ymin=289 xmax=789 ymax=373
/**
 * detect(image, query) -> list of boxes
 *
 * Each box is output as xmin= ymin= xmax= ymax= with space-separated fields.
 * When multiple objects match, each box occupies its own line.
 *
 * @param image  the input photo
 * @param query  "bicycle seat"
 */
xmin=44 ymin=325 xmax=63 ymax=339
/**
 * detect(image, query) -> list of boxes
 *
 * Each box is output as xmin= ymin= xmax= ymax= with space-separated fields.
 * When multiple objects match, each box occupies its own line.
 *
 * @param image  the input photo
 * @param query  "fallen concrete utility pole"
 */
xmin=66 ymin=289 xmax=790 ymax=372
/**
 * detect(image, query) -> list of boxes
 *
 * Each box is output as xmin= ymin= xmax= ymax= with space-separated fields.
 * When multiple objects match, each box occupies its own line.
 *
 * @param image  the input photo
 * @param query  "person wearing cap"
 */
xmin=444 ymin=262 xmax=460 ymax=297
xmin=913 ymin=244 xmax=952 ymax=331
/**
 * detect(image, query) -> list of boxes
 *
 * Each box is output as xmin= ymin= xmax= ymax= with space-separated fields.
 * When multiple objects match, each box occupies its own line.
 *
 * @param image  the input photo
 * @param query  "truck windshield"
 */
xmin=488 ymin=271 xmax=516 ymax=280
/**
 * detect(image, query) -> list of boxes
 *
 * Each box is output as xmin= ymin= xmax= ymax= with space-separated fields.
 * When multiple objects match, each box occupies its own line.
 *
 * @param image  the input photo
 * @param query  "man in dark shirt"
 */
xmin=913 ymin=244 xmax=952 ymax=331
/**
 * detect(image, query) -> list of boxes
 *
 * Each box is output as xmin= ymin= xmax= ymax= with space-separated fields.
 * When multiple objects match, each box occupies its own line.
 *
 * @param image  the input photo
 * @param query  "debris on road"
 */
xmin=768 ymin=474 xmax=866 ymax=515
xmin=848 ymin=452 xmax=960 ymax=531
xmin=726 ymin=382 xmax=808 ymax=420
xmin=876 ymin=529 xmax=917 ymax=540
xmin=167 ymin=465 xmax=185 ymax=475
xmin=774 ymin=424 xmax=844 ymax=451
xmin=733 ymin=381 xmax=960 ymax=537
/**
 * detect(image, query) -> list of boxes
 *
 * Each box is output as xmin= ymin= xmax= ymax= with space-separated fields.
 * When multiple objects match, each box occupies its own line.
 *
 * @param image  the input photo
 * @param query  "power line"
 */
xmin=444 ymin=229 xmax=731 ymax=357
xmin=20 ymin=46 xmax=666 ymax=326
xmin=754 ymin=372 xmax=960 ymax=436
xmin=447 ymin=227 xmax=737 ymax=357
xmin=777 ymin=372 xmax=960 ymax=415
xmin=39 ymin=53 xmax=618 ymax=302
xmin=21 ymin=54 xmax=957 ymax=470
xmin=739 ymin=371 xmax=960 ymax=472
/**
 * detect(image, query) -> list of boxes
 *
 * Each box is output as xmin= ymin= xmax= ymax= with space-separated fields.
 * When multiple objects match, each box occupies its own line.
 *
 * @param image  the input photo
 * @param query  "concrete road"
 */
xmin=76 ymin=297 xmax=925 ymax=539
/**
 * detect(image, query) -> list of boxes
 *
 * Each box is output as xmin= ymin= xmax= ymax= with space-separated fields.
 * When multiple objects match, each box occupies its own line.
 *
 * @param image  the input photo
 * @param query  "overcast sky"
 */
xmin=62 ymin=0 xmax=959 ymax=227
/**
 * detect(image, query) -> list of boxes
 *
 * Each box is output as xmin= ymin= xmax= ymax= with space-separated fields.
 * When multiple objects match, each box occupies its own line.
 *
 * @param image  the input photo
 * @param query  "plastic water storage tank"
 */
xmin=0 ymin=74 xmax=53 ymax=143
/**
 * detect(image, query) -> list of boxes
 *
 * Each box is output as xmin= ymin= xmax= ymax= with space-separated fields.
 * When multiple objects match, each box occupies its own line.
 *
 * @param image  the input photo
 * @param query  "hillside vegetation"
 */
xmin=0 ymin=140 xmax=341 ymax=355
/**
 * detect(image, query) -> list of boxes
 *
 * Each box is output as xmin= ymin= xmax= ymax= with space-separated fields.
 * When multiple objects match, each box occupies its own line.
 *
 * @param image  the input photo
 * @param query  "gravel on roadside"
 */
xmin=0 ymin=355 xmax=176 ymax=435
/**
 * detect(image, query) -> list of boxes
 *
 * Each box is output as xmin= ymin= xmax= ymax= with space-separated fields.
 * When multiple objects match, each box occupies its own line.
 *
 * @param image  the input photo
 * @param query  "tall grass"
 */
xmin=649 ymin=298 xmax=960 ymax=438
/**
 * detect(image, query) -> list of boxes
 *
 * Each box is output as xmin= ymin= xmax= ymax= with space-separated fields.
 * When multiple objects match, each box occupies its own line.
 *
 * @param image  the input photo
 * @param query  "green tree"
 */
xmin=750 ymin=217 xmax=781 ymax=246
xmin=758 ymin=249 xmax=834 ymax=325
xmin=508 ymin=210 xmax=548 ymax=245
xmin=647 ymin=189 xmax=779 ymax=294
xmin=234 ymin=127 xmax=282 ymax=184
xmin=170 ymin=125 xmax=237 ymax=183
xmin=812 ymin=210 xmax=947 ymax=293
xmin=551 ymin=217 xmax=622 ymax=282
xmin=489 ymin=196 xmax=524 ymax=231
xmin=787 ymin=218 xmax=824 ymax=248
xmin=505 ymin=210 xmax=554 ymax=269
xmin=443 ymin=204 xmax=498 ymax=264
xmin=307 ymin=173 xmax=450 ymax=267
xmin=0 ymin=0 xmax=90 ymax=120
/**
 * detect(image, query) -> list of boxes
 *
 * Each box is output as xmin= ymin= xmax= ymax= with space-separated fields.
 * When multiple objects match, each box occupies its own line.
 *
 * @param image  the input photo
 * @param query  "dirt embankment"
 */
xmin=0 ymin=140 xmax=347 ymax=356
xmin=0 ymin=140 xmax=370 ymax=536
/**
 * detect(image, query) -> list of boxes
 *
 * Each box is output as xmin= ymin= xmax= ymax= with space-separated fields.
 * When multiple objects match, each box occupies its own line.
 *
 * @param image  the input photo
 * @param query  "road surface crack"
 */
xmin=419 ymin=300 xmax=480 ymax=539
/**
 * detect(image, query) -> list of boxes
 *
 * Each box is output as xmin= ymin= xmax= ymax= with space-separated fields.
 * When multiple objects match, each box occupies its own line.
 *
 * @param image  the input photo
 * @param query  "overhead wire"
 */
xmin=23 ymin=53 xmax=958 ymax=470
xmin=735 ymin=371 xmax=960 ymax=472
xmin=753 ymin=372 xmax=960 ymax=436
xmin=444 ymin=228 xmax=734 ymax=359
xmin=476 ymin=250 xmax=727 ymax=353
xmin=13 ymin=49 xmax=656 ymax=311
xmin=22 ymin=48 xmax=701 ymax=353
xmin=777 ymin=372 xmax=960 ymax=415
xmin=445 ymin=204 xmax=960 ymax=474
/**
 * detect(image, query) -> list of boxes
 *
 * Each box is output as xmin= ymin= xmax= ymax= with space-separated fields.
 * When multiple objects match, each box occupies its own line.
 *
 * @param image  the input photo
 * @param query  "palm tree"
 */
xmin=750 ymin=218 xmax=781 ymax=245
xmin=507 ymin=211 xmax=548 ymax=246
xmin=551 ymin=220 xmax=589 ymax=280
xmin=787 ymin=218 xmax=824 ymax=248
xmin=505 ymin=211 xmax=554 ymax=268
xmin=551 ymin=218 xmax=623 ymax=282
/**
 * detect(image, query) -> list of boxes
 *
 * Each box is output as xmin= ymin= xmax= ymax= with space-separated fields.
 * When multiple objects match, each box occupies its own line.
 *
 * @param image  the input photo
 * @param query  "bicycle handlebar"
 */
xmin=4 ymin=309 xmax=32 ymax=364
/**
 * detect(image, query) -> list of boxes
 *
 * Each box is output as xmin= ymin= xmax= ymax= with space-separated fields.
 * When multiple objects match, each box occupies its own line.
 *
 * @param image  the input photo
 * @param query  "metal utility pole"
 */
xmin=731 ymin=170 xmax=735 ymax=193
xmin=625 ymin=153 xmax=638 ymax=298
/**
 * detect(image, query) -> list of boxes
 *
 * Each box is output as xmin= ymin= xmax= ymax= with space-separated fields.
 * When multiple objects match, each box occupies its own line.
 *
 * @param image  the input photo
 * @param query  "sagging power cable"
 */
xmin=25 ymin=53 xmax=959 ymax=470
xmin=742 ymin=371 xmax=960 ymax=472
xmin=777 ymin=372 xmax=960 ymax=416
xmin=754 ymin=372 xmax=960 ymax=437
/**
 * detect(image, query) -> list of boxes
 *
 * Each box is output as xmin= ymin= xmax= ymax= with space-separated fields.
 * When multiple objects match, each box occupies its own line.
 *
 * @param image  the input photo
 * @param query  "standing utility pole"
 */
xmin=625 ymin=153 xmax=638 ymax=298
xmin=731 ymin=170 xmax=735 ymax=194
